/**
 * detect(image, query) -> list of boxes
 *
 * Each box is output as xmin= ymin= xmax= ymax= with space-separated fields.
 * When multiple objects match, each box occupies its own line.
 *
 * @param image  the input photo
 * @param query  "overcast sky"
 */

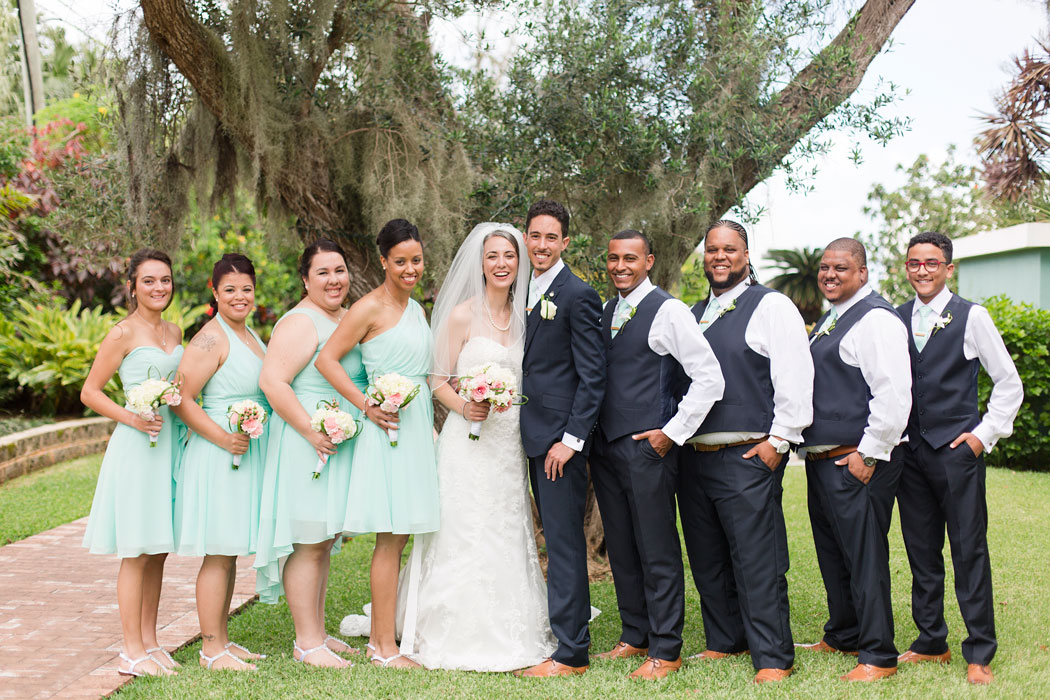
xmin=38 ymin=0 xmax=1048 ymax=273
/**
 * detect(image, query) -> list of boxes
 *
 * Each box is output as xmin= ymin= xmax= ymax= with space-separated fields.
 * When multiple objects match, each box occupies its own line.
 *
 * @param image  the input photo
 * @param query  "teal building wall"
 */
xmin=958 ymin=248 xmax=1050 ymax=308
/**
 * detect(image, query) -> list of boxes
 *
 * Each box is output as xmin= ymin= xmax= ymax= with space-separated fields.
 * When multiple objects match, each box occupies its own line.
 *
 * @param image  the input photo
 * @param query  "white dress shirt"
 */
xmin=613 ymin=278 xmax=725 ymax=445
xmin=528 ymin=258 xmax=585 ymax=451
xmin=807 ymin=284 xmax=912 ymax=461
xmin=911 ymin=285 xmax=1022 ymax=452
xmin=691 ymin=279 xmax=814 ymax=446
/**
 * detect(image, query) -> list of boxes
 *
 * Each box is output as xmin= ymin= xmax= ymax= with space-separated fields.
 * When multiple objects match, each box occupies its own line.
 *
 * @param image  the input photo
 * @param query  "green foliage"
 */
xmin=34 ymin=93 xmax=112 ymax=153
xmin=979 ymin=296 xmax=1050 ymax=471
xmin=765 ymin=247 xmax=825 ymax=324
xmin=674 ymin=254 xmax=710 ymax=307
xmin=858 ymin=147 xmax=993 ymax=304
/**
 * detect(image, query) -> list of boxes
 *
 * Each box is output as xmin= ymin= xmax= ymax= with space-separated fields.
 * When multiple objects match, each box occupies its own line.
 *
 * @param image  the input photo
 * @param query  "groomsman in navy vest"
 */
xmin=894 ymin=232 xmax=1021 ymax=686
xmin=590 ymin=230 xmax=724 ymax=680
xmin=677 ymin=220 xmax=813 ymax=684
xmin=799 ymin=238 xmax=911 ymax=682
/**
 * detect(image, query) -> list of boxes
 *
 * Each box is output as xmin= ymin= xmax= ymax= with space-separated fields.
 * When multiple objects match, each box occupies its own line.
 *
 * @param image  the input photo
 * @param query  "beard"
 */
xmin=705 ymin=266 xmax=749 ymax=292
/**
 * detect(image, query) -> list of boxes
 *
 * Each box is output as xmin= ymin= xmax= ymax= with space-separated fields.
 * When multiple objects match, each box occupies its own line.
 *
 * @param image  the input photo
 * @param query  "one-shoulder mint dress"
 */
xmin=254 ymin=307 xmax=368 ymax=604
xmin=174 ymin=316 xmax=268 ymax=557
xmin=82 ymin=345 xmax=184 ymax=557
xmin=344 ymin=299 xmax=439 ymax=534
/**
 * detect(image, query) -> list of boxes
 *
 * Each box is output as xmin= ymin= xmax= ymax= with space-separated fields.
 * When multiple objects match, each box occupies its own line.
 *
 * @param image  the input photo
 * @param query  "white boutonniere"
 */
xmin=540 ymin=297 xmax=558 ymax=320
xmin=813 ymin=315 xmax=837 ymax=340
xmin=717 ymin=298 xmax=736 ymax=318
xmin=930 ymin=311 xmax=953 ymax=337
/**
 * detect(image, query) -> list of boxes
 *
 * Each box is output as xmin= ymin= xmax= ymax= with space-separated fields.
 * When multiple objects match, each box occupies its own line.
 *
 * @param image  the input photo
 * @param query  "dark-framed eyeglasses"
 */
xmin=905 ymin=259 xmax=946 ymax=272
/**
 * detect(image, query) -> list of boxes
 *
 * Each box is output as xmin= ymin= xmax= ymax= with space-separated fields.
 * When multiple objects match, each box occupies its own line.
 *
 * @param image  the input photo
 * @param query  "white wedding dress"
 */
xmin=393 ymin=336 xmax=556 ymax=670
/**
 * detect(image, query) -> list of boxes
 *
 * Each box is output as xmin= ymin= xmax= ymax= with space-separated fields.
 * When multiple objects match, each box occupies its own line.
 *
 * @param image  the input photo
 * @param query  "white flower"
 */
xmin=931 ymin=311 xmax=953 ymax=335
xmin=540 ymin=298 xmax=557 ymax=320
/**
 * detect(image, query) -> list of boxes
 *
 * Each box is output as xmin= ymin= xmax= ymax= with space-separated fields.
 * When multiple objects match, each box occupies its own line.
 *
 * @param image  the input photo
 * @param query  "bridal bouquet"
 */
xmin=309 ymin=399 xmax=360 ymax=479
xmin=457 ymin=363 xmax=527 ymax=441
xmin=365 ymin=374 xmax=421 ymax=447
xmin=126 ymin=374 xmax=182 ymax=447
xmin=226 ymin=399 xmax=268 ymax=469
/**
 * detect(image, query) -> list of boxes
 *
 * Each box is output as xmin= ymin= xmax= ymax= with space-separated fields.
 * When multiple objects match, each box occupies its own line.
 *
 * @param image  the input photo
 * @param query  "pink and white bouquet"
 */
xmin=126 ymin=375 xmax=182 ymax=447
xmin=457 ymin=363 xmax=527 ymax=441
xmin=309 ymin=399 xmax=360 ymax=479
xmin=226 ymin=399 xmax=268 ymax=469
xmin=365 ymin=373 xmax=421 ymax=447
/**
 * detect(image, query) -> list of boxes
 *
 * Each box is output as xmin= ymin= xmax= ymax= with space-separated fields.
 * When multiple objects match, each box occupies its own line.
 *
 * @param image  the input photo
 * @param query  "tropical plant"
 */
xmin=765 ymin=247 xmax=825 ymax=324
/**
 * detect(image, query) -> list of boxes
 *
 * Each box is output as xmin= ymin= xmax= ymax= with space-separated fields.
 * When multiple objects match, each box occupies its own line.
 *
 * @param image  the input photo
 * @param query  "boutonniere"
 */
xmin=717 ymin=298 xmax=736 ymax=319
xmin=540 ymin=296 xmax=558 ymax=320
xmin=929 ymin=310 xmax=952 ymax=337
xmin=813 ymin=315 xmax=837 ymax=340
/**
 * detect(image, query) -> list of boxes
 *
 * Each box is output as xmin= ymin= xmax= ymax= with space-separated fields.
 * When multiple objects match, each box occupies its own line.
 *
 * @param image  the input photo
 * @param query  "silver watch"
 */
xmin=857 ymin=451 xmax=877 ymax=467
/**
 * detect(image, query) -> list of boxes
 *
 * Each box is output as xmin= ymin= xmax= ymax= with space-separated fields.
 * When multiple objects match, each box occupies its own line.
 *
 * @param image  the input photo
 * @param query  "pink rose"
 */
xmin=472 ymin=385 xmax=490 ymax=402
xmin=242 ymin=418 xmax=264 ymax=439
xmin=380 ymin=400 xmax=398 ymax=413
xmin=164 ymin=391 xmax=182 ymax=407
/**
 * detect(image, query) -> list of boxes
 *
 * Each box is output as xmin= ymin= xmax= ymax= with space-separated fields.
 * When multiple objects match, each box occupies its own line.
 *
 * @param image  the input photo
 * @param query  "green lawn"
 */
xmin=4 ymin=459 xmax=1049 ymax=697
xmin=0 ymin=454 xmax=101 ymax=544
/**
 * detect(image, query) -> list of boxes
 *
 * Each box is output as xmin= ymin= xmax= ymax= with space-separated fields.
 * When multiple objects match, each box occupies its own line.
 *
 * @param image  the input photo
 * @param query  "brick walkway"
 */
xmin=0 ymin=518 xmax=256 ymax=699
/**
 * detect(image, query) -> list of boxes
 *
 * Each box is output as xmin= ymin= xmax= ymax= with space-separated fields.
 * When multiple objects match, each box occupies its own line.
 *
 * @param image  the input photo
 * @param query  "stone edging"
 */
xmin=0 ymin=417 xmax=115 ymax=485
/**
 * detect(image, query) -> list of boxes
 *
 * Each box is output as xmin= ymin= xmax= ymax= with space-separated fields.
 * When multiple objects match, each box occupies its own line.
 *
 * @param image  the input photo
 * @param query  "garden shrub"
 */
xmin=980 ymin=296 xmax=1050 ymax=470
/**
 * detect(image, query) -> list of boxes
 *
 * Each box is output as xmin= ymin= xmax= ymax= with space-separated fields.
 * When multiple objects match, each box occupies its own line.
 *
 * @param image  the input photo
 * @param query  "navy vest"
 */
xmin=802 ymin=290 xmax=902 ymax=447
xmin=898 ymin=295 xmax=980 ymax=450
xmin=599 ymin=287 xmax=680 ymax=442
xmin=690 ymin=285 xmax=775 ymax=436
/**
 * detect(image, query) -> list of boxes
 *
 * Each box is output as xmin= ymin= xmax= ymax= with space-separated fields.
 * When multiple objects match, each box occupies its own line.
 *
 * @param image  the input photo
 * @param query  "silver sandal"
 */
xmin=225 ymin=640 xmax=267 ymax=660
xmin=325 ymin=634 xmax=359 ymax=655
xmin=146 ymin=646 xmax=180 ymax=668
xmin=118 ymin=651 xmax=171 ymax=677
xmin=199 ymin=648 xmax=255 ymax=671
xmin=293 ymin=640 xmax=352 ymax=667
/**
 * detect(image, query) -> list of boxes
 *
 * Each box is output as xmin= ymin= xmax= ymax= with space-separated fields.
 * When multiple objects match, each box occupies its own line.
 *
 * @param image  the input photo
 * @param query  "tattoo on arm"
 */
xmin=191 ymin=332 xmax=218 ymax=351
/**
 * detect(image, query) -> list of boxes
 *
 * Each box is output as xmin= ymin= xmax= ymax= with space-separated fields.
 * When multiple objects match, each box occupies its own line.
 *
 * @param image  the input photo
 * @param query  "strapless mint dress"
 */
xmin=344 ymin=299 xmax=439 ymax=534
xmin=82 ymin=345 xmax=184 ymax=557
xmin=254 ymin=308 xmax=367 ymax=603
xmin=174 ymin=316 xmax=268 ymax=556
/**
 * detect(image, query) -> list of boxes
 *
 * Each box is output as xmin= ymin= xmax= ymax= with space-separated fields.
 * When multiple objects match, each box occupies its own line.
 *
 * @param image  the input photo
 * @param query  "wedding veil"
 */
xmin=430 ymin=222 xmax=531 ymax=381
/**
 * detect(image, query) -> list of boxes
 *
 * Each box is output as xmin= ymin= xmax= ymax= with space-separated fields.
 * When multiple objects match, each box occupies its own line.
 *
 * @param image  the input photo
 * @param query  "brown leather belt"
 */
xmin=691 ymin=436 xmax=768 ymax=453
xmin=805 ymin=445 xmax=858 ymax=461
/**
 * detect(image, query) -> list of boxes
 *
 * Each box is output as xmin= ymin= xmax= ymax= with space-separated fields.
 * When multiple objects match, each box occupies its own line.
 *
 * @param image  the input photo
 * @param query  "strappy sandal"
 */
xmin=370 ymin=651 xmax=419 ymax=669
xmin=293 ymin=640 xmax=352 ymax=668
xmin=325 ymin=634 xmax=359 ymax=656
xmin=365 ymin=642 xmax=375 ymax=658
xmin=118 ymin=651 xmax=172 ymax=677
xmin=146 ymin=646 xmax=180 ymax=669
xmin=199 ymin=648 xmax=256 ymax=671
xmin=225 ymin=640 xmax=267 ymax=660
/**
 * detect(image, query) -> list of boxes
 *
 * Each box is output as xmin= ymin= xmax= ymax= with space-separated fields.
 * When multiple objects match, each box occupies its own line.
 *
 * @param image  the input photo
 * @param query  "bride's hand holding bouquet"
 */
xmin=457 ymin=363 xmax=526 ymax=441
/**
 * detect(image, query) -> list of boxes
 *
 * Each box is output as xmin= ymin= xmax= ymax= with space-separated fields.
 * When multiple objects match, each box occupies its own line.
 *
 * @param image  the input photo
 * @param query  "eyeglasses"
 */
xmin=905 ymin=259 xmax=947 ymax=272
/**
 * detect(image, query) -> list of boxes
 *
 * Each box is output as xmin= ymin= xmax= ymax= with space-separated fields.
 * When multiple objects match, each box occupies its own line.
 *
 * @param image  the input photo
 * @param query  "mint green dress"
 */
xmin=82 ymin=345 xmax=184 ymax=557
xmin=254 ymin=308 xmax=368 ymax=604
xmin=344 ymin=299 xmax=439 ymax=534
xmin=173 ymin=316 xmax=268 ymax=557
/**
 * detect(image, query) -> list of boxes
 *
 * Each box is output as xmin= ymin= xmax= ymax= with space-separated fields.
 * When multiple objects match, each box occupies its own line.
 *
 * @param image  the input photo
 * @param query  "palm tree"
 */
xmin=765 ymin=247 xmax=825 ymax=325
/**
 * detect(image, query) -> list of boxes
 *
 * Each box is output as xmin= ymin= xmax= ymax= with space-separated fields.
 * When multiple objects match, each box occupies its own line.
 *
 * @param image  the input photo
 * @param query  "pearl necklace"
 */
xmin=484 ymin=299 xmax=512 ymax=332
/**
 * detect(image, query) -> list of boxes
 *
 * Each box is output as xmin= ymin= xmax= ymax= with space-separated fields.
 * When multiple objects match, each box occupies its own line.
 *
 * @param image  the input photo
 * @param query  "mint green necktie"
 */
xmin=915 ymin=304 xmax=933 ymax=351
xmin=527 ymin=279 xmax=540 ymax=312
xmin=813 ymin=307 xmax=838 ymax=339
xmin=698 ymin=297 xmax=721 ymax=333
xmin=611 ymin=298 xmax=633 ymax=338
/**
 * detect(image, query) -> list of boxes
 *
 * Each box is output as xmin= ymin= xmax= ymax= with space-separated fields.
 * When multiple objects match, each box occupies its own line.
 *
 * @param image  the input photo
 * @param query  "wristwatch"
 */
xmin=857 ymin=451 xmax=877 ymax=467
xmin=768 ymin=436 xmax=790 ymax=454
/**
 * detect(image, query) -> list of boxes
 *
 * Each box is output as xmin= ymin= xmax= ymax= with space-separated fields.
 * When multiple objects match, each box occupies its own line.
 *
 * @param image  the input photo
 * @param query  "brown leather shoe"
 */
xmin=629 ymin=656 xmax=682 ymax=680
xmin=513 ymin=658 xmax=587 ymax=677
xmin=593 ymin=641 xmax=648 ymax=660
xmin=967 ymin=664 xmax=994 ymax=685
xmin=840 ymin=663 xmax=897 ymax=681
xmin=898 ymin=649 xmax=951 ymax=664
xmin=687 ymin=649 xmax=749 ymax=660
xmin=754 ymin=667 xmax=793 ymax=684
xmin=796 ymin=639 xmax=859 ymax=656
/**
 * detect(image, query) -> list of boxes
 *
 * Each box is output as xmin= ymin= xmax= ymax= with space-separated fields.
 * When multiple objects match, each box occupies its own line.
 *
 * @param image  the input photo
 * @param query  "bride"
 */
xmin=392 ymin=222 xmax=557 ymax=671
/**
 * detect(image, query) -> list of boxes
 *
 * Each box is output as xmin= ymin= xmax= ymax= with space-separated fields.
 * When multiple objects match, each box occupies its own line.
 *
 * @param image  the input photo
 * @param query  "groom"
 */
xmin=517 ymin=199 xmax=606 ymax=677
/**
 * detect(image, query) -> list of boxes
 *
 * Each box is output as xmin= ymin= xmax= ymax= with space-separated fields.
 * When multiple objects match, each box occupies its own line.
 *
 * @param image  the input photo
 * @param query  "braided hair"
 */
xmin=704 ymin=219 xmax=759 ymax=284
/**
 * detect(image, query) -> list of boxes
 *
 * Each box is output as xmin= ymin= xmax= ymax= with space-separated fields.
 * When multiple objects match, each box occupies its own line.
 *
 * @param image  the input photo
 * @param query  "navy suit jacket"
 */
xmin=520 ymin=265 xmax=606 ymax=459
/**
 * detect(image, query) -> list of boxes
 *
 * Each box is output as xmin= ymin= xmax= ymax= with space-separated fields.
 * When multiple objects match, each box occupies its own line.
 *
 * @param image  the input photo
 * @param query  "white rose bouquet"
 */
xmin=226 ymin=399 xmax=268 ymax=469
xmin=365 ymin=374 xmax=421 ymax=446
xmin=309 ymin=399 xmax=361 ymax=479
xmin=457 ymin=363 xmax=527 ymax=441
xmin=126 ymin=374 xmax=182 ymax=447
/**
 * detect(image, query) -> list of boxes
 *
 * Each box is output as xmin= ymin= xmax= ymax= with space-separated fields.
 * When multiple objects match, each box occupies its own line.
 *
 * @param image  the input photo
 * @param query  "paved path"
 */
xmin=0 ymin=518 xmax=256 ymax=699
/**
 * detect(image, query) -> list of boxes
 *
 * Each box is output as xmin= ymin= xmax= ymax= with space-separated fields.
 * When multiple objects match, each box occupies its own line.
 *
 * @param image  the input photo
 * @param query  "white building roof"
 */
xmin=953 ymin=222 xmax=1050 ymax=260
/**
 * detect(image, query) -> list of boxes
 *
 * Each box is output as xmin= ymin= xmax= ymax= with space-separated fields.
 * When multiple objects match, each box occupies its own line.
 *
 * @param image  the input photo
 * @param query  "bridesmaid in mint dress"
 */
xmin=81 ymin=249 xmax=184 ymax=678
xmin=256 ymin=239 xmax=365 ymax=668
xmin=171 ymin=254 xmax=268 ymax=671
xmin=316 ymin=219 xmax=439 ymax=670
